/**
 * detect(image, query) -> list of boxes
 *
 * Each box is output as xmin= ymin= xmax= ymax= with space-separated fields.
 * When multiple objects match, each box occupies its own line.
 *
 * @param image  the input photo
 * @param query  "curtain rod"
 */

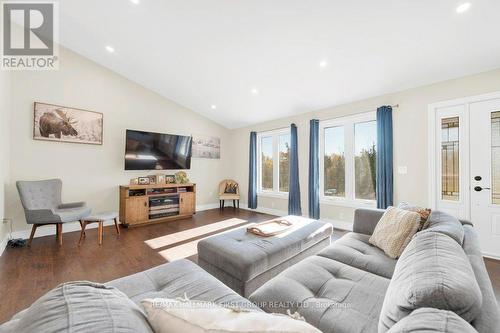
xmin=255 ymin=104 xmax=399 ymax=133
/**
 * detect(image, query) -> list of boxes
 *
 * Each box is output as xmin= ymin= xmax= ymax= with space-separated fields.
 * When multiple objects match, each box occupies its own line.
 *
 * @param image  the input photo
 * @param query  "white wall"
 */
xmin=0 ymin=71 xmax=11 ymax=245
xmin=228 ymin=69 xmax=500 ymax=227
xmin=5 ymin=46 xmax=230 ymax=233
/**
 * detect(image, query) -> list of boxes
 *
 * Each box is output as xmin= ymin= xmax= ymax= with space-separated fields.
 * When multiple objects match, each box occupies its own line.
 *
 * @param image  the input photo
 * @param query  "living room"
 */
xmin=0 ymin=1 xmax=499 ymax=332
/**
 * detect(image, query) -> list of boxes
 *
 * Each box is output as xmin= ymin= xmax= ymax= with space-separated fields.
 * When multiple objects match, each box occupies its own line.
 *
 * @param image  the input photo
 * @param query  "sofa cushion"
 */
xmin=9 ymin=281 xmax=152 ymax=333
xmin=369 ymin=207 xmax=421 ymax=259
xmin=317 ymin=232 xmax=397 ymax=278
xmin=462 ymin=225 xmax=500 ymax=332
xmin=379 ymin=231 xmax=482 ymax=332
xmin=387 ymin=308 xmax=477 ymax=333
xmin=141 ymin=298 xmax=322 ymax=333
xmin=107 ymin=259 xmax=260 ymax=311
xmin=249 ymin=255 xmax=390 ymax=333
xmin=424 ymin=210 xmax=464 ymax=245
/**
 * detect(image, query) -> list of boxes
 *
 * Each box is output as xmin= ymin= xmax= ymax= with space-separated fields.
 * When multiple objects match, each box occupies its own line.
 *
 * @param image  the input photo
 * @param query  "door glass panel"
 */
xmin=324 ymin=126 xmax=345 ymax=197
xmin=441 ymin=117 xmax=459 ymax=201
xmin=491 ymin=112 xmax=500 ymax=204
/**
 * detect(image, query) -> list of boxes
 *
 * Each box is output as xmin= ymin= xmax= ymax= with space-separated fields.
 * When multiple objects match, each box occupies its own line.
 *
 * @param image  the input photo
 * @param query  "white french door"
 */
xmin=430 ymin=93 xmax=500 ymax=259
xmin=469 ymin=98 xmax=500 ymax=258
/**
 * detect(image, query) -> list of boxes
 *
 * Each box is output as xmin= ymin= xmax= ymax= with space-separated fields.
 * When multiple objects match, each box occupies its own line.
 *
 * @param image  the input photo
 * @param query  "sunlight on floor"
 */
xmin=145 ymin=217 xmax=248 ymax=249
xmin=157 ymin=220 xmax=252 ymax=261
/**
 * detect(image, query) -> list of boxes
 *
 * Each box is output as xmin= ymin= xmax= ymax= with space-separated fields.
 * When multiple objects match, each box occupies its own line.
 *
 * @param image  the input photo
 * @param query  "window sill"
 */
xmin=320 ymin=198 xmax=376 ymax=209
xmin=257 ymin=192 xmax=289 ymax=199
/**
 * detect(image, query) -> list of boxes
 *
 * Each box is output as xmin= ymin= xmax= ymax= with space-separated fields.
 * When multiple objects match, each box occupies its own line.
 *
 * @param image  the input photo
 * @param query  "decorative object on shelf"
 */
xmin=175 ymin=171 xmax=190 ymax=184
xmin=130 ymin=178 xmax=139 ymax=185
xmin=138 ymin=177 xmax=150 ymax=185
xmin=192 ymin=134 xmax=220 ymax=159
xmin=33 ymin=102 xmax=103 ymax=145
xmin=147 ymin=175 xmax=157 ymax=185
xmin=156 ymin=174 xmax=166 ymax=184
xmin=165 ymin=175 xmax=176 ymax=184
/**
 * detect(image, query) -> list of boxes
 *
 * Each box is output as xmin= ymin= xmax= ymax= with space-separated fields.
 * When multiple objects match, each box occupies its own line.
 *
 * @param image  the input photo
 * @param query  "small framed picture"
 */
xmin=147 ymin=175 xmax=157 ymax=185
xmin=138 ymin=177 xmax=150 ymax=185
xmin=165 ymin=175 xmax=176 ymax=184
xmin=156 ymin=174 xmax=166 ymax=184
xmin=130 ymin=178 xmax=139 ymax=185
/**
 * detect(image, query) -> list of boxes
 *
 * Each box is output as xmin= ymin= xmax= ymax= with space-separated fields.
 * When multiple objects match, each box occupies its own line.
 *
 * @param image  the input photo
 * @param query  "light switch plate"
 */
xmin=398 ymin=166 xmax=408 ymax=174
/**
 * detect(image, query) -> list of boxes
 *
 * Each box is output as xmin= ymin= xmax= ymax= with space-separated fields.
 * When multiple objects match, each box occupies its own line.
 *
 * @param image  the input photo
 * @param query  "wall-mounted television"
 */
xmin=125 ymin=129 xmax=192 ymax=170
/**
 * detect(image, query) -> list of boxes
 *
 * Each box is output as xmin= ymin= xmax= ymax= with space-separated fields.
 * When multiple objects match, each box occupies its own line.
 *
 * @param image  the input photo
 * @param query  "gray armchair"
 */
xmin=16 ymin=179 xmax=91 ymax=246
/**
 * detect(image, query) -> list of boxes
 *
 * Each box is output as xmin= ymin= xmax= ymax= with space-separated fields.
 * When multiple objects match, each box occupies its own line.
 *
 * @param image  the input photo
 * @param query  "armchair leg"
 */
xmin=56 ymin=224 xmax=63 ymax=246
xmin=27 ymin=225 xmax=37 ymax=247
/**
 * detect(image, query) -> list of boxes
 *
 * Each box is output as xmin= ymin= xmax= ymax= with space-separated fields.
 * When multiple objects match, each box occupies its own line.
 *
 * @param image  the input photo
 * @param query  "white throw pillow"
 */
xmin=141 ymin=298 xmax=321 ymax=333
xmin=369 ymin=206 xmax=421 ymax=259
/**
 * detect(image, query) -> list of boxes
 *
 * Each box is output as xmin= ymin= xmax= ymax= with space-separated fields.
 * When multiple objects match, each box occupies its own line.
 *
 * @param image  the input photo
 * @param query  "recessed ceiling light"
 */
xmin=105 ymin=45 xmax=115 ymax=53
xmin=456 ymin=2 xmax=471 ymax=13
xmin=130 ymin=0 xmax=140 ymax=4
xmin=211 ymin=105 xmax=217 ymax=110
xmin=251 ymin=88 xmax=259 ymax=95
xmin=319 ymin=60 xmax=327 ymax=68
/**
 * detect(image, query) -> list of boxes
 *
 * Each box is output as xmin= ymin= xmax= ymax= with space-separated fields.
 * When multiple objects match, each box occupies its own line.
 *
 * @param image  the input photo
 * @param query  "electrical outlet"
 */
xmin=2 ymin=218 xmax=11 ymax=224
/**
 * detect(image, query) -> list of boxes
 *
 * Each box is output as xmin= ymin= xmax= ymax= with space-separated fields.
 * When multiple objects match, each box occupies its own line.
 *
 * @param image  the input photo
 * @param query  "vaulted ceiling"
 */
xmin=57 ymin=0 xmax=500 ymax=128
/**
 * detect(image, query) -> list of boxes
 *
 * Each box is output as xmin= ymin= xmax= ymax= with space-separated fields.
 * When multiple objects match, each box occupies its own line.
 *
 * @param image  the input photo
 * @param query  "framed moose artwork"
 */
xmin=33 ymin=102 xmax=103 ymax=145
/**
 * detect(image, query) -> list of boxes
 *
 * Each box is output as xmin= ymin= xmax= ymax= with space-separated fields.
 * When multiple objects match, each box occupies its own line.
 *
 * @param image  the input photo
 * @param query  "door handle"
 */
xmin=474 ymin=186 xmax=491 ymax=192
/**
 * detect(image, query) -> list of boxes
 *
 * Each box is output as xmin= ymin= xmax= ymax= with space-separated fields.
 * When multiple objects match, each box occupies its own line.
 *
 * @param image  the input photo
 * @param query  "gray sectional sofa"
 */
xmin=1 ymin=209 xmax=499 ymax=333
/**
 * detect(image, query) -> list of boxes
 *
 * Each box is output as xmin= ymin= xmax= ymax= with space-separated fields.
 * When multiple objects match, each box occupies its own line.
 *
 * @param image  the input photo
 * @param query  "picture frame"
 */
xmin=165 ymin=175 xmax=176 ymax=184
xmin=138 ymin=177 xmax=150 ymax=185
xmin=33 ymin=102 xmax=103 ymax=145
xmin=156 ymin=174 xmax=166 ymax=184
xmin=147 ymin=175 xmax=157 ymax=185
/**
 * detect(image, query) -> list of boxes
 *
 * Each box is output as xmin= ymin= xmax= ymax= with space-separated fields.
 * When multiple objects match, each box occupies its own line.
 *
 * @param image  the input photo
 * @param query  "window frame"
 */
xmin=319 ymin=112 xmax=377 ymax=208
xmin=257 ymin=128 xmax=291 ymax=197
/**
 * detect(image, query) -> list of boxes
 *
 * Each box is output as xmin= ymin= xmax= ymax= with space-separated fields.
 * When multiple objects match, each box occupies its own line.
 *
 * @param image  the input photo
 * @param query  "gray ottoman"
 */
xmin=197 ymin=216 xmax=333 ymax=297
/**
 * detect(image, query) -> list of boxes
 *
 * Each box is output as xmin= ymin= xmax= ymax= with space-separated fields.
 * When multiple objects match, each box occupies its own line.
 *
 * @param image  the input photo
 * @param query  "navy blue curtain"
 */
xmin=308 ymin=119 xmax=320 ymax=219
xmin=376 ymin=106 xmax=393 ymax=209
xmin=248 ymin=131 xmax=258 ymax=209
xmin=288 ymin=124 xmax=302 ymax=216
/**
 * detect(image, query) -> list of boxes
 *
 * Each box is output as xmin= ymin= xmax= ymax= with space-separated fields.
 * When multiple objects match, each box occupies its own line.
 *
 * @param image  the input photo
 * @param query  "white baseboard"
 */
xmin=0 ymin=235 xmax=8 ymax=257
xmin=320 ymin=218 xmax=353 ymax=232
xmin=10 ymin=219 xmax=117 ymax=241
xmin=196 ymin=203 xmax=220 ymax=211
xmin=0 ymin=203 xmax=220 ymax=255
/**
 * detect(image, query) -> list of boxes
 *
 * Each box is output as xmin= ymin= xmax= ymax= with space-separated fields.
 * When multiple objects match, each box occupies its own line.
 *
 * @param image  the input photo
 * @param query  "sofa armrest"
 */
xmin=353 ymin=208 xmax=385 ymax=235
xmin=58 ymin=201 xmax=86 ymax=209
xmin=24 ymin=209 xmax=62 ymax=224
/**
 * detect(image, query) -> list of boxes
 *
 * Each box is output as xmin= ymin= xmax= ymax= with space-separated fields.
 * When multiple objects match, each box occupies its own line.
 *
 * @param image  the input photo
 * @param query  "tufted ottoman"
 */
xmin=197 ymin=216 xmax=333 ymax=297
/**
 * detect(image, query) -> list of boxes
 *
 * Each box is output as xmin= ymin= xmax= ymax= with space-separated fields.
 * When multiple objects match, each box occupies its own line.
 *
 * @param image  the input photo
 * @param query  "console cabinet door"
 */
xmin=179 ymin=192 xmax=195 ymax=215
xmin=126 ymin=197 xmax=149 ymax=224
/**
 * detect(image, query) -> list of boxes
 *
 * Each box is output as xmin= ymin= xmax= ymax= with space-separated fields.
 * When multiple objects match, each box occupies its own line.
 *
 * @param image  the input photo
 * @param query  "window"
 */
xmin=257 ymin=128 xmax=291 ymax=195
xmin=320 ymin=112 xmax=377 ymax=205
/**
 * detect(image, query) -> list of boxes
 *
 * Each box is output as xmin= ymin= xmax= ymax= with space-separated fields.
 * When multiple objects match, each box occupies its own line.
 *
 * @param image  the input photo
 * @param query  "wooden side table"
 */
xmin=79 ymin=212 xmax=120 ymax=245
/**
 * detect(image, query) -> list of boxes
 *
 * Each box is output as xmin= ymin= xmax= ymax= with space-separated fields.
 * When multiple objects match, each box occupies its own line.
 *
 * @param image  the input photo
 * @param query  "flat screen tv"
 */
xmin=125 ymin=129 xmax=192 ymax=170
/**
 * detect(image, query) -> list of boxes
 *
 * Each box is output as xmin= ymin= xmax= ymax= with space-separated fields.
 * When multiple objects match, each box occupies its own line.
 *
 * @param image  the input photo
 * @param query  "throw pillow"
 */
xmin=397 ymin=202 xmax=431 ymax=231
xmin=369 ymin=206 xmax=421 ymax=259
xmin=224 ymin=182 xmax=238 ymax=194
xmin=141 ymin=298 xmax=321 ymax=333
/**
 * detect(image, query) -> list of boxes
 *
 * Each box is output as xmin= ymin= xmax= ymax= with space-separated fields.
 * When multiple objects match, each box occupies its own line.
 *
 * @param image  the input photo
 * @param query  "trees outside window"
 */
xmin=321 ymin=113 xmax=377 ymax=205
xmin=257 ymin=129 xmax=291 ymax=195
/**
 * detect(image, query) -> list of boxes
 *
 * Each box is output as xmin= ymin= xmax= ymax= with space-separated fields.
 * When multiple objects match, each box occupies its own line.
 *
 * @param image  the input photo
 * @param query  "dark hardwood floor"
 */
xmin=0 ymin=209 xmax=274 ymax=323
xmin=0 ymin=208 xmax=498 ymax=324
